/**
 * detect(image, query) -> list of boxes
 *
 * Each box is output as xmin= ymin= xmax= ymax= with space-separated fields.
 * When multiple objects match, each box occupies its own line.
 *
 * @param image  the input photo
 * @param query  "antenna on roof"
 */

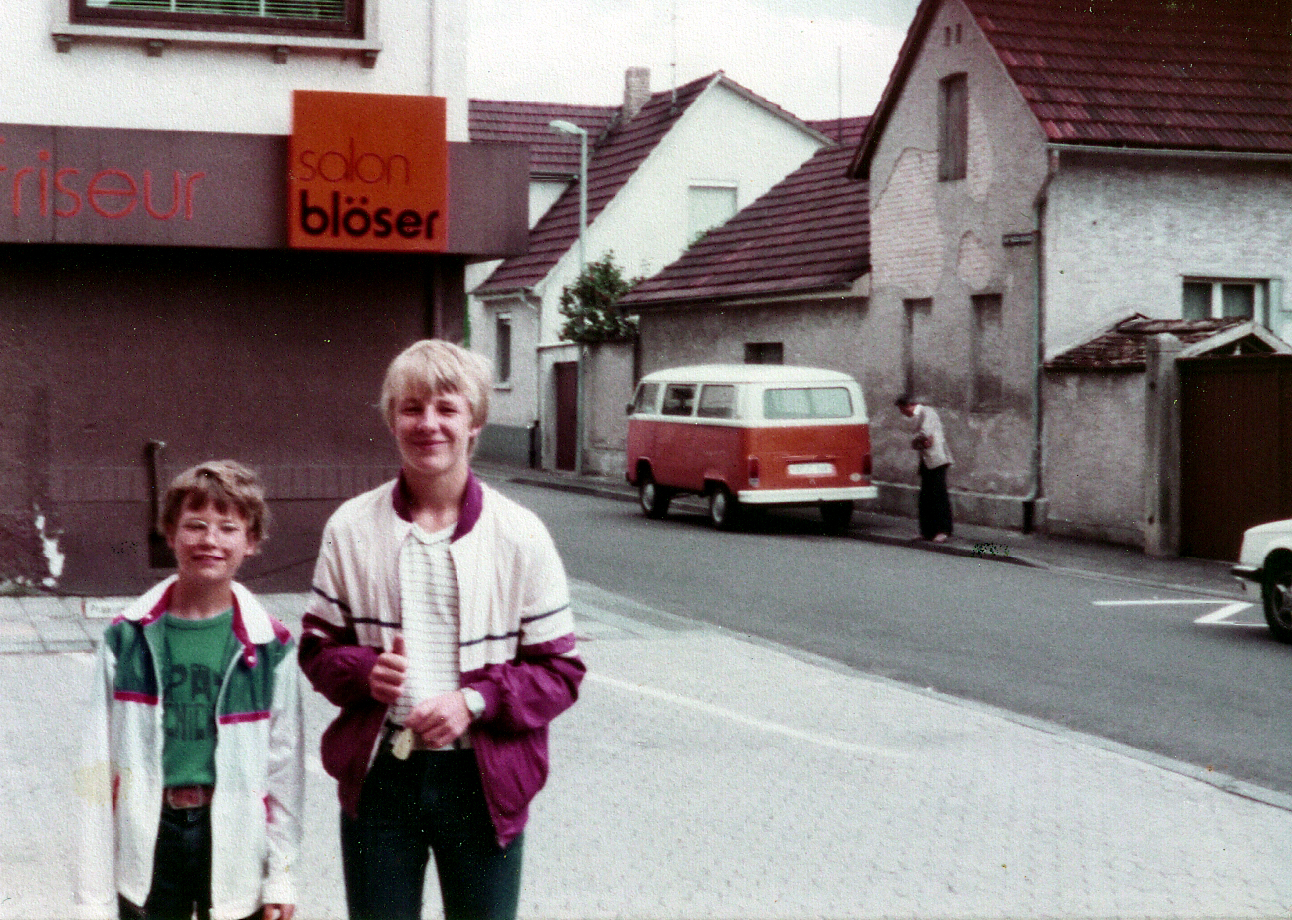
xmin=670 ymin=0 xmax=678 ymax=109
xmin=836 ymin=45 xmax=844 ymax=144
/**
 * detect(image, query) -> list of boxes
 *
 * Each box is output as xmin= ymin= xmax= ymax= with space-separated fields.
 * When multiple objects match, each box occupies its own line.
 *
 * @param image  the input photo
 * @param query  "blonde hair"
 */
xmin=160 ymin=460 xmax=270 ymax=543
xmin=379 ymin=340 xmax=492 ymax=430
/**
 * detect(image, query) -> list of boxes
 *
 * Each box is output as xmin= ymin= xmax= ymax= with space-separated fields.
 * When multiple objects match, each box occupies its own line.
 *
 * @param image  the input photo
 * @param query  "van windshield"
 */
xmin=763 ymin=387 xmax=853 ymax=420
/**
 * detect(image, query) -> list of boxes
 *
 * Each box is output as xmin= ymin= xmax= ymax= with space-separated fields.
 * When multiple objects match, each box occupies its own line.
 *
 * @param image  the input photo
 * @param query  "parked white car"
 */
xmin=1233 ymin=519 xmax=1292 ymax=643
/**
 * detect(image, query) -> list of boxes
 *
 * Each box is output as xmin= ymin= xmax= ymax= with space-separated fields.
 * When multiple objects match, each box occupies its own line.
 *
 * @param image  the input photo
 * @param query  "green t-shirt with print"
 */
xmin=160 ymin=609 xmax=238 ymax=787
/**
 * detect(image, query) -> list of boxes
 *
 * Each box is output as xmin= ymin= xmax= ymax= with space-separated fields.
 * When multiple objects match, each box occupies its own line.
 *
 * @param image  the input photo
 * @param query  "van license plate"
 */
xmin=788 ymin=462 xmax=835 ymax=476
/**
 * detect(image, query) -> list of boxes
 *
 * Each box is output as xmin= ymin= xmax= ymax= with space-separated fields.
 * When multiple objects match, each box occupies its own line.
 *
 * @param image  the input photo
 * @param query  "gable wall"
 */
xmin=1044 ymin=153 xmax=1292 ymax=357
xmin=865 ymin=0 xmax=1050 ymax=522
xmin=536 ymin=85 xmax=826 ymax=346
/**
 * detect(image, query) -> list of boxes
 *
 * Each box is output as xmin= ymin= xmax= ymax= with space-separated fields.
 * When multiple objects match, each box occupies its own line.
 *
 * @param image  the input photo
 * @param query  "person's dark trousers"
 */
xmin=918 ymin=461 xmax=954 ymax=539
xmin=117 ymin=805 xmax=260 ymax=920
xmin=341 ymin=748 xmax=524 ymax=920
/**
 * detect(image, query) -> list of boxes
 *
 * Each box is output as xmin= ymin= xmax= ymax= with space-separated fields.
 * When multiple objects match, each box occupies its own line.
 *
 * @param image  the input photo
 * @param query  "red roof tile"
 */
xmin=474 ymin=73 xmax=829 ymax=297
xmin=473 ymin=74 xmax=718 ymax=296
xmin=1045 ymin=313 xmax=1249 ymax=369
xmin=852 ymin=0 xmax=1292 ymax=175
xmin=467 ymin=100 xmax=618 ymax=178
xmin=620 ymin=117 xmax=870 ymax=308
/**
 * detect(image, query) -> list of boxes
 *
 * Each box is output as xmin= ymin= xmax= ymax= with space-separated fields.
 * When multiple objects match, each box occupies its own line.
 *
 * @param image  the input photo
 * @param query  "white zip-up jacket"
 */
xmin=74 ymin=577 xmax=304 ymax=920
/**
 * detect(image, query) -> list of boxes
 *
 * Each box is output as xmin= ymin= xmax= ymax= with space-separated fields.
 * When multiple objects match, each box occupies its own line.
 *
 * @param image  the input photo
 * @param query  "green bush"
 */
xmin=559 ymin=253 xmax=640 ymax=344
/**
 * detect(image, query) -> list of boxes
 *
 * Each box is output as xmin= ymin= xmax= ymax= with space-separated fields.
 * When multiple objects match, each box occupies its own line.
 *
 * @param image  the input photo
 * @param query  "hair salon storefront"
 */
xmin=0 ymin=93 xmax=527 ymax=594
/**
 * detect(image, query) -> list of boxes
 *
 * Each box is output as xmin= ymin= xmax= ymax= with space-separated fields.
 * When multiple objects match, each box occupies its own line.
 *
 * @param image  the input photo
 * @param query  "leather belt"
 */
xmin=163 ymin=785 xmax=214 ymax=809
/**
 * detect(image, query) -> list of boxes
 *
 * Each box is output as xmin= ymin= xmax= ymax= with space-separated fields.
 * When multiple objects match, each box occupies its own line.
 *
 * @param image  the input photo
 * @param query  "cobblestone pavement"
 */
xmin=3 ymin=580 xmax=1291 ymax=919
xmin=0 ymin=463 xmax=1280 ymax=918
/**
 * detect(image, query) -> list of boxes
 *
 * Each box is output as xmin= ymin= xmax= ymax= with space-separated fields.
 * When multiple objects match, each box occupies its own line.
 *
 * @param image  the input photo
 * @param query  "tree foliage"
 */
xmin=559 ymin=253 xmax=639 ymax=344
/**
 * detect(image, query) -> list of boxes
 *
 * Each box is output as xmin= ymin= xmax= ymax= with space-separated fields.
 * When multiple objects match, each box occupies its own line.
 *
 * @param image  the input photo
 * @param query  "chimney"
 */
xmin=623 ymin=67 xmax=651 ymax=122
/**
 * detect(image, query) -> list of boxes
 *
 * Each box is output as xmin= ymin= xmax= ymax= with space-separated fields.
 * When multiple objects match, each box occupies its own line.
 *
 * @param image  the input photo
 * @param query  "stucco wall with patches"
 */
xmin=862 ymin=0 xmax=1050 ymax=525
xmin=1042 ymin=369 xmax=1147 ymax=546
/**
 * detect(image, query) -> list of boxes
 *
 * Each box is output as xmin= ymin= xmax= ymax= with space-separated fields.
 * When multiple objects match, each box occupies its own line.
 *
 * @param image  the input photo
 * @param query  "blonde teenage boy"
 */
xmin=300 ymin=340 xmax=584 ymax=920
xmin=77 ymin=461 xmax=303 ymax=920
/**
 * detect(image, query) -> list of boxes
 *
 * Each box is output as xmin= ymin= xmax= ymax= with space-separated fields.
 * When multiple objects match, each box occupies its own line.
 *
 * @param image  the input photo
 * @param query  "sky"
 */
xmin=465 ymin=0 xmax=923 ymax=123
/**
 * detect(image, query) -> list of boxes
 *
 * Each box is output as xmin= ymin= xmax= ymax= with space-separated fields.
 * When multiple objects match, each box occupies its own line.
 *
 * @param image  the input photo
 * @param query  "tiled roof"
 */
xmin=621 ymin=117 xmax=870 ymax=308
xmin=853 ymin=0 xmax=1292 ymax=175
xmin=474 ymin=73 xmax=718 ymax=297
xmin=467 ymin=100 xmax=618 ymax=178
xmin=971 ymin=0 xmax=1292 ymax=153
xmin=1045 ymin=313 xmax=1248 ymax=370
xmin=474 ymin=73 xmax=828 ymax=298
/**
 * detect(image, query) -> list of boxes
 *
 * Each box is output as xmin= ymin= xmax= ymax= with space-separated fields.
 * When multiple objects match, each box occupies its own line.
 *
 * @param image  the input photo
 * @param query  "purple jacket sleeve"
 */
xmin=298 ymin=611 xmax=381 ymax=709
xmin=464 ymin=635 xmax=585 ymax=733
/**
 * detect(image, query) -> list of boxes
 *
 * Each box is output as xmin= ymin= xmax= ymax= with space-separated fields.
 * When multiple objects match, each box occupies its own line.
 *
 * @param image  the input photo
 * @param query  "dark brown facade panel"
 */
xmin=0 ymin=124 xmax=528 ymax=256
xmin=0 ymin=244 xmax=431 ymax=593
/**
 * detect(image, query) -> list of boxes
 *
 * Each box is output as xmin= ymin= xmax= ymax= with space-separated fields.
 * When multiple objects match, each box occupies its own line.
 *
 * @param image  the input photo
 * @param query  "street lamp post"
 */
xmin=548 ymin=119 xmax=587 ymax=270
xmin=548 ymin=119 xmax=590 ymax=474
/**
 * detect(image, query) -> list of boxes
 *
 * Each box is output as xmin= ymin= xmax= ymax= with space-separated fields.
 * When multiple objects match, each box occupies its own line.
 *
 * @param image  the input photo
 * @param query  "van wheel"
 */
xmin=708 ymin=486 xmax=742 ymax=530
xmin=820 ymin=501 xmax=854 ymax=533
xmin=638 ymin=474 xmax=672 ymax=519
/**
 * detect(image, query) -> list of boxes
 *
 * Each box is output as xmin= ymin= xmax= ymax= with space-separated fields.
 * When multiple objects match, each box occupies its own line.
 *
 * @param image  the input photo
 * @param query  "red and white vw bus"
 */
xmin=625 ymin=364 xmax=875 ymax=531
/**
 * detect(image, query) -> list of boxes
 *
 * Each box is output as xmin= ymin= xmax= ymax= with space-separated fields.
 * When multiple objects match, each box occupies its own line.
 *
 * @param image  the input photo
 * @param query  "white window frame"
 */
xmin=495 ymin=313 xmax=512 ymax=387
xmin=687 ymin=181 xmax=738 ymax=242
xmin=1182 ymin=277 xmax=1270 ymax=326
xmin=53 ymin=0 xmax=381 ymax=63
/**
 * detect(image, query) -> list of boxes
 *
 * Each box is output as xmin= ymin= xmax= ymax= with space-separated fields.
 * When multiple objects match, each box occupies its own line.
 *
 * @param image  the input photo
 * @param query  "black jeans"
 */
xmin=918 ymin=462 xmax=954 ymax=539
xmin=341 ymin=749 xmax=524 ymax=920
xmin=119 ymin=804 xmax=264 ymax=920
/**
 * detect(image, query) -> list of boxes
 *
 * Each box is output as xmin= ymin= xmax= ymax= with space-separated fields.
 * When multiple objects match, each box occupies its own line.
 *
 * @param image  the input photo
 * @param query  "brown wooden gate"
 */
xmin=1179 ymin=354 xmax=1292 ymax=560
xmin=554 ymin=361 xmax=579 ymax=472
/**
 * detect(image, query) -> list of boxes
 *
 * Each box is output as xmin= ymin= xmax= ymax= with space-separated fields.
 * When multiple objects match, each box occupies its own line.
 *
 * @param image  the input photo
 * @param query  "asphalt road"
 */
xmin=494 ymin=478 xmax=1292 ymax=799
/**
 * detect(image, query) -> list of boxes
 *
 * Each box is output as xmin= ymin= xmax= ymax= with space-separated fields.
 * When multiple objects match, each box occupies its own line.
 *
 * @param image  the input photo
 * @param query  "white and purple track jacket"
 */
xmin=299 ymin=472 xmax=584 ymax=847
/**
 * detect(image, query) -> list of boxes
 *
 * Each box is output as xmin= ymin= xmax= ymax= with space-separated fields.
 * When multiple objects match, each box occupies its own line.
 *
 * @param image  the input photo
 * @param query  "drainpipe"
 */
xmin=1022 ymin=148 xmax=1060 ymax=533
xmin=145 ymin=439 xmax=174 ymax=569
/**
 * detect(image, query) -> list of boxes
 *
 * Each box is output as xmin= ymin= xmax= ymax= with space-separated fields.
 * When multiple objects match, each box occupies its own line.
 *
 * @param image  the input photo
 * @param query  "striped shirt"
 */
xmin=390 ymin=522 xmax=461 ymax=736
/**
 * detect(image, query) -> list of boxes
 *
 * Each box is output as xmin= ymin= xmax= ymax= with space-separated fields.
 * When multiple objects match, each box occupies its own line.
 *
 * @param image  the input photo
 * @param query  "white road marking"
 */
xmin=1194 ymin=602 xmax=1260 ymax=626
xmin=1092 ymin=599 xmax=1227 ymax=606
xmin=586 ymin=671 xmax=910 ymax=758
xmin=1092 ymin=598 xmax=1261 ymax=627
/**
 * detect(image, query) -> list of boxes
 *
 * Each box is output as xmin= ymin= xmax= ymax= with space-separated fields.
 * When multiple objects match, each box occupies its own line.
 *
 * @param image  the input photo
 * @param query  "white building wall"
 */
xmin=2 ymin=0 xmax=468 ymax=139
xmin=534 ymin=83 xmax=826 ymax=347
xmin=1044 ymin=155 xmax=1292 ymax=356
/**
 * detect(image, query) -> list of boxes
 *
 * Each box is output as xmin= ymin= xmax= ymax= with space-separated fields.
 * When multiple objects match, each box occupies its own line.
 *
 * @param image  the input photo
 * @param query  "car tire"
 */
xmin=820 ymin=500 xmax=854 ymax=534
xmin=638 ymin=474 xmax=672 ymax=519
xmin=1262 ymin=556 xmax=1292 ymax=643
xmin=708 ymin=485 xmax=742 ymax=530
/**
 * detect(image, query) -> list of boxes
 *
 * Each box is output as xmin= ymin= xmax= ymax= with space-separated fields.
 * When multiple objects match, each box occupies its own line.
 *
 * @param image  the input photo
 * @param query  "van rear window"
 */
xmin=763 ymin=387 xmax=853 ymax=420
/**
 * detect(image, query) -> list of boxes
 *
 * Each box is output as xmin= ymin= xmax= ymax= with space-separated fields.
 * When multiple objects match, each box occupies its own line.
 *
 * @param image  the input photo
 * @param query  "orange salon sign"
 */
xmin=288 ymin=91 xmax=449 ymax=252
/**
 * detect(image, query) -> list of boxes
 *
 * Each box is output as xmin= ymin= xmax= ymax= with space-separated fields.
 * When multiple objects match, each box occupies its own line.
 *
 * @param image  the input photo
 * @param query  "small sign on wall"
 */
xmin=288 ymin=91 xmax=449 ymax=252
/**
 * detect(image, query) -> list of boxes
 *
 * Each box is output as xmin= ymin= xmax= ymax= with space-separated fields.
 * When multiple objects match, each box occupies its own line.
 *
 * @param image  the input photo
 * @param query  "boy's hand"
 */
xmin=405 ymin=691 xmax=471 ymax=748
xmin=262 ymin=905 xmax=294 ymax=920
xmin=369 ymin=635 xmax=407 ymax=704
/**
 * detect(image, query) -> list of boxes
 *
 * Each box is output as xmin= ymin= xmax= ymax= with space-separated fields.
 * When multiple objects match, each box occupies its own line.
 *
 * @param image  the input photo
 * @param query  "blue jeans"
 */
xmin=340 ymin=749 xmax=524 ymax=920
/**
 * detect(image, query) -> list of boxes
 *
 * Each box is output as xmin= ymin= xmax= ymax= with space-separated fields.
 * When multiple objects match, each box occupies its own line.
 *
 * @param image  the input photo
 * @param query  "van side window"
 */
xmin=661 ymin=384 xmax=697 ymax=416
xmin=697 ymin=385 xmax=736 ymax=419
xmin=633 ymin=382 xmax=660 ymax=414
xmin=763 ymin=387 xmax=853 ymax=420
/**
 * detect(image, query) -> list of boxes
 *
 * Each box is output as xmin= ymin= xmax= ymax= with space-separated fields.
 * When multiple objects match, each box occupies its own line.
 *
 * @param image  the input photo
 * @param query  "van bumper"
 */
xmin=737 ymin=486 xmax=878 ymax=504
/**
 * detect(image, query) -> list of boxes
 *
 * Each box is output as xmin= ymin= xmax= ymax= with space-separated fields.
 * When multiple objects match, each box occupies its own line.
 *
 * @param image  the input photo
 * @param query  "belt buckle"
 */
xmin=164 ymin=785 xmax=211 ymax=809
